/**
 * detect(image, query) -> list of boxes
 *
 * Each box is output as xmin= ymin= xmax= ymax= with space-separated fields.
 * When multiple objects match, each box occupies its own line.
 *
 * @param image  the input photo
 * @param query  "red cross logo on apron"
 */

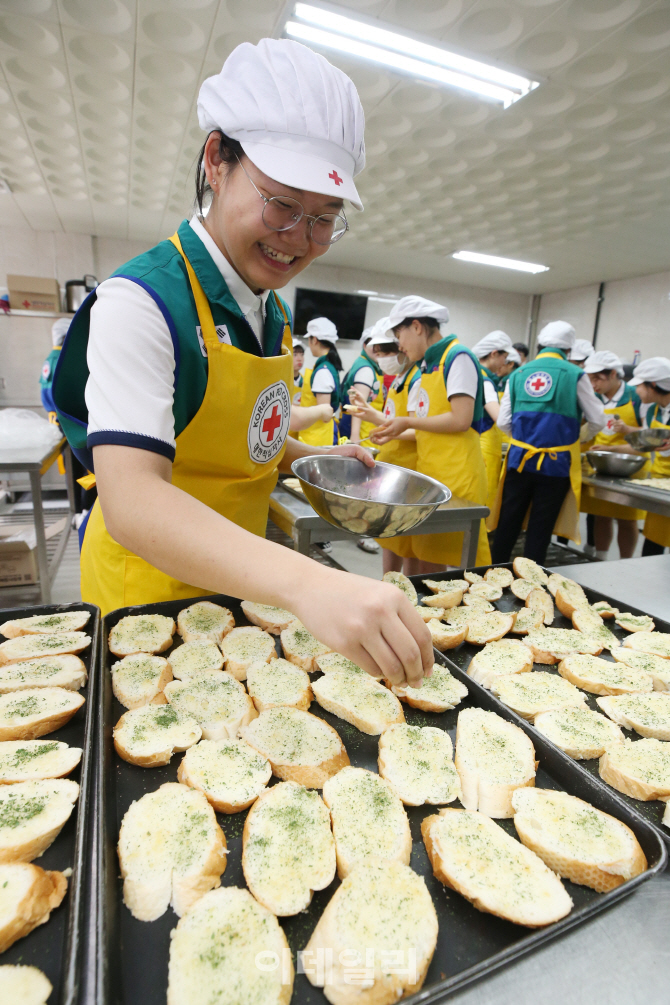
xmin=329 ymin=170 xmax=343 ymax=186
xmin=262 ymin=404 xmax=282 ymax=444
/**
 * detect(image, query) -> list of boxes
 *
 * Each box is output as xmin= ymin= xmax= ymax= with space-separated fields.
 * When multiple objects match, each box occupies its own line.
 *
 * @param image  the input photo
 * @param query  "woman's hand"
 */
xmin=317 ymin=403 xmax=334 ymax=423
xmin=292 ymin=568 xmax=433 ymax=688
xmin=611 ymin=419 xmax=635 ymax=436
xmin=328 ymin=442 xmax=375 ymax=467
xmin=370 ymin=416 xmax=410 ymax=445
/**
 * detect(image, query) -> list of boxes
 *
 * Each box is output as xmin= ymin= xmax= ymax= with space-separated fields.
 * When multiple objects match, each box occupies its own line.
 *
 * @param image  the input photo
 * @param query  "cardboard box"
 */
xmin=7 ymin=274 xmax=61 ymax=313
xmin=0 ymin=517 xmax=67 ymax=586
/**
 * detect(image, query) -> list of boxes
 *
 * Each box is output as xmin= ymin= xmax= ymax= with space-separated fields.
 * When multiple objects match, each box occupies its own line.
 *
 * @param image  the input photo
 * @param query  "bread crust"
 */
xmin=240 ymin=709 xmax=350 ymax=788
xmin=113 ymin=706 xmax=202 ymax=768
xmin=465 ymin=611 xmax=516 ymax=645
xmin=555 ymin=583 xmax=588 ymax=619
xmin=0 ymin=779 xmax=79 ymax=863
xmin=391 ymin=664 xmax=468 ymax=713
xmin=0 ymin=611 xmax=90 ymax=639
xmin=526 ymin=589 xmax=554 ymax=626
xmin=177 ymin=739 xmax=270 ymax=813
xmin=240 ymin=601 xmax=298 ymax=634
xmin=484 ymin=567 xmax=514 ymax=587
xmin=177 ymin=602 xmax=234 ymax=645
xmin=0 ymin=688 xmax=84 ymax=741
xmin=427 ymin=620 xmax=467 ymax=651
xmin=558 ymin=654 xmax=652 ymax=696
xmin=109 ymin=616 xmax=175 ymax=657
xmin=510 ymin=579 xmax=536 ymax=601
xmin=513 ymin=557 xmax=549 ymax=586
xmin=0 ymin=633 xmax=91 ymax=665
xmin=599 ymin=739 xmax=670 ymax=800
xmin=312 ymin=673 xmax=404 ymax=735
xmin=455 ymin=708 xmax=536 ymax=818
xmin=0 ymin=863 xmax=67 ymax=953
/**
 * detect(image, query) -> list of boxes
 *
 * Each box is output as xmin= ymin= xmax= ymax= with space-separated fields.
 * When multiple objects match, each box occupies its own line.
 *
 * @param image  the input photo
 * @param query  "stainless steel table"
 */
xmin=269 ymin=483 xmax=488 ymax=567
xmin=0 ymin=438 xmax=75 ymax=603
xmin=582 ymin=473 xmax=670 ymax=518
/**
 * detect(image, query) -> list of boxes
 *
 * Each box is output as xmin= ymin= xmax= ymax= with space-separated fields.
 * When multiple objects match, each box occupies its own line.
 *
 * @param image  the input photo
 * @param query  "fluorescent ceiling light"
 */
xmin=368 ymin=296 xmax=400 ymax=304
xmin=453 ymin=250 xmax=549 ymax=274
xmin=287 ymin=4 xmax=538 ymax=107
xmin=357 ymin=289 xmax=379 ymax=295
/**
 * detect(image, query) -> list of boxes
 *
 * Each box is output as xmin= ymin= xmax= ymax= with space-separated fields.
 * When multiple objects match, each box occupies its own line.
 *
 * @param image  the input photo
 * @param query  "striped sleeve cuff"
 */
xmin=87 ymin=430 xmax=176 ymax=462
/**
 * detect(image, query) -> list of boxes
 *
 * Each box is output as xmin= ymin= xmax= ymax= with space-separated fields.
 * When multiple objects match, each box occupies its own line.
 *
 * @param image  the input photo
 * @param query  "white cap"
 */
xmin=537 ymin=320 xmax=576 ymax=350
xmin=506 ymin=347 xmax=522 ymax=366
xmin=360 ymin=326 xmax=374 ymax=345
xmin=52 ymin=317 xmax=70 ymax=346
xmin=570 ymin=339 xmax=594 ymax=362
xmin=306 ymin=316 xmax=338 ymax=342
xmin=471 ymin=330 xmax=512 ymax=358
xmin=367 ymin=317 xmax=396 ymax=348
xmin=292 ymin=337 xmax=305 ymax=351
xmin=629 ymin=356 xmax=670 ymax=392
xmin=584 ymin=350 xmax=624 ymax=376
xmin=388 ymin=296 xmax=450 ymax=329
xmin=197 ymin=39 xmax=365 ymax=210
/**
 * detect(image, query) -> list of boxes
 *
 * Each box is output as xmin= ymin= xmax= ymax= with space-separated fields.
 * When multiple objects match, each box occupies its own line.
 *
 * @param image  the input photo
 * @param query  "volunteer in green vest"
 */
xmin=491 ymin=321 xmax=605 ymax=564
xmin=53 ymin=38 xmax=432 ymax=688
xmin=499 ymin=346 xmax=521 ymax=387
xmin=581 ymin=350 xmax=646 ymax=559
xmin=292 ymin=338 xmax=305 ymax=396
xmin=471 ymin=330 xmax=513 ymax=531
xmin=341 ymin=328 xmax=385 ymax=445
xmin=40 ymin=318 xmax=70 ymax=419
xmin=371 ymin=295 xmax=491 ymax=572
xmin=296 ymin=317 xmax=341 ymax=446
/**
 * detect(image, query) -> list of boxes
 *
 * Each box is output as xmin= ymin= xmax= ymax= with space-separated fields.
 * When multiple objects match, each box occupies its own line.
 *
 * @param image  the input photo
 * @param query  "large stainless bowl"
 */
xmin=291 ymin=456 xmax=451 ymax=538
xmin=586 ymin=450 xmax=646 ymax=477
xmin=625 ymin=428 xmax=669 ymax=452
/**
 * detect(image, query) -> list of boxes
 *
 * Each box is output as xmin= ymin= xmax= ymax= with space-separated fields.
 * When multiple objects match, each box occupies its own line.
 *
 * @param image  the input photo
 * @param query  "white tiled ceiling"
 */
xmin=1 ymin=0 xmax=670 ymax=292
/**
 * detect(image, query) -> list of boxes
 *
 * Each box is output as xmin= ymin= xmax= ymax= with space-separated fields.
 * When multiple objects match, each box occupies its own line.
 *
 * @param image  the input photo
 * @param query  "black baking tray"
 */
xmin=409 ymin=565 xmax=670 ymax=849
xmin=97 ymin=594 xmax=665 ymax=1005
xmin=0 ymin=601 xmax=100 ymax=1005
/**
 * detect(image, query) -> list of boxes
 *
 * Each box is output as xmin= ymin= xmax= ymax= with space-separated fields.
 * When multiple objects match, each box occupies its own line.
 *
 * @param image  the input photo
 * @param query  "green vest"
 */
xmin=53 ymin=219 xmax=291 ymax=469
xmin=310 ymin=356 xmax=341 ymax=410
xmin=341 ymin=350 xmax=381 ymax=400
xmin=422 ymin=336 xmax=485 ymax=431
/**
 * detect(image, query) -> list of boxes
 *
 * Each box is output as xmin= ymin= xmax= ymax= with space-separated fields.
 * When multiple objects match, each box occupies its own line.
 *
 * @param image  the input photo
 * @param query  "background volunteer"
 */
xmin=292 ymin=338 xmax=304 ymax=395
xmin=471 ymin=330 xmax=513 ymax=530
xmin=570 ymin=339 xmax=595 ymax=368
xmin=371 ymin=295 xmax=491 ymax=572
xmin=40 ymin=318 xmax=70 ymax=417
xmin=341 ymin=326 xmax=385 ymax=446
xmin=491 ymin=320 xmax=605 ymax=565
xmin=296 ymin=317 xmax=341 ymax=445
xmin=54 ymin=38 xmax=432 ymax=688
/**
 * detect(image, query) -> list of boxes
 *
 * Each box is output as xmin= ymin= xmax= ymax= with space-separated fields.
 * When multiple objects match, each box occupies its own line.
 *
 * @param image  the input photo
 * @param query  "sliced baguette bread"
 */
xmin=164 ymin=674 xmax=257 ymax=741
xmin=382 ymin=571 xmax=418 ymax=605
xmin=492 ymin=671 xmax=587 ymax=720
xmin=378 ymin=724 xmax=461 ymax=805
xmin=467 ymin=640 xmax=533 ymax=689
xmin=0 ymin=654 xmax=86 ymax=694
xmin=467 ymin=582 xmax=503 ymax=601
xmin=240 ymin=707 xmax=349 ymax=787
xmin=461 ymin=595 xmax=495 ymax=612
xmin=483 ymin=567 xmax=514 ymax=587
xmin=0 ymin=740 xmax=82 ymax=783
xmin=455 ymin=707 xmax=536 ymax=817
xmin=118 ymin=782 xmax=226 ymax=921
xmin=0 ymin=611 xmax=90 ymax=639
xmin=246 ymin=658 xmax=312 ymax=712
xmin=242 ymin=781 xmax=335 ymax=915
xmin=510 ymin=607 xmax=545 ymax=635
xmin=444 ymin=607 xmax=478 ymax=629
xmin=533 ymin=706 xmax=624 ymax=759
xmin=558 ymin=653 xmax=652 ymax=696
xmin=220 ymin=626 xmax=275 ymax=681
xmin=0 ymin=964 xmax=52 ymax=1005
xmin=109 ymin=615 xmax=175 ymax=657
xmin=0 ymin=632 xmax=90 ymax=666
xmin=421 ymin=581 xmax=463 ymax=608
xmin=591 ymin=600 xmax=619 ymax=619
xmin=547 ymin=573 xmax=579 ymax=598
xmin=240 ymin=601 xmax=298 ymax=634
xmin=314 ymin=651 xmax=383 ymax=681
xmin=279 ymin=624 xmax=331 ymax=672
xmin=510 ymin=578 xmax=537 ymax=601
xmin=511 ymin=787 xmax=647 ymax=893
xmin=424 ymin=578 xmax=468 ymax=595
xmin=391 ymin=663 xmax=468 ymax=713
xmin=422 ymin=808 xmax=572 ymax=927
xmin=555 ymin=581 xmax=589 ymax=619
xmin=599 ymin=738 xmax=670 ymax=801
xmin=177 ymin=601 xmax=234 ymax=645
xmin=622 ymin=631 xmax=670 ymax=660
xmin=0 ymin=687 xmax=84 ymax=741
xmin=322 ymin=766 xmax=411 ymax=878
xmin=612 ymin=648 xmax=670 ymax=691
xmin=166 ymin=641 xmax=223 ymax=681
xmin=311 ymin=670 xmax=404 ymax=735
xmin=0 ymin=778 xmax=78 ymax=862
xmin=0 ymin=862 xmax=67 ymax=953
xmin=615 ymin=613 xmax=655 ymax=633
xmin=572 ymin=608 xmax=620 ymax=652
xmin=111 ymin=654 xmax=171 ymax=709
xmin=114 ymin=704 xmax=202 ymax=767
xmin=596 ymin=692 xmax=670 ymax=740
xmin=417 ymin=604 xmax=445 ymax=621
xmin=177 ymin=738 xmax=270 ymax=812
xmin=526 ymin=588 xmax=554 ymax=626
xmin=303 ymin=859 xmax=437 ymax=1005
xmin=166 ymin=887 xmax=292 ymax=1005
xmin=513 ymin=557 xmax=549 ymax=587
xmin=523 ymin=628 xmax=603 ymax=664
xmin=427 ymin=619 xmax=467 ymax=651
xmin=464 ymin=571 xmax=483 ymax=584
xmin=465 ymin=611 xmax=516 ymax=645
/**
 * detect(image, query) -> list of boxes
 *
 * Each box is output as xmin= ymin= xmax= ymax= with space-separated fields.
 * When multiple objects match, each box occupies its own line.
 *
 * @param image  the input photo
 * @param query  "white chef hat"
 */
xmin=584 ymin=350 xmax=624 ymax=376
xmin=360 ymin=326 xmax=374 ymax=345
xmin=570 ymin=339 xmax=594 ymax=362
xmin=629 ymin=356 xmax=670 ymax=392
xmin=388 ymin=296 xmax=450 ymax=329
xmin=197 ymin=38 xmax=365 ymax=210
xmin=367 ymin=316 xmax=397 ymax=348
xmin=506 ymin=347 xmax=522 ymax=366
xmin=471 ymin=330 xmax=512 ymax=358
xmin=292 ymin=337 xmax=305 ymax=351
xmin=306 ymin=316 xmax=338 ymax=342
xmin=51 ymin=317 xmax=70 ymax=346
xmin=537 ymin=320 xmax=576 ymax=350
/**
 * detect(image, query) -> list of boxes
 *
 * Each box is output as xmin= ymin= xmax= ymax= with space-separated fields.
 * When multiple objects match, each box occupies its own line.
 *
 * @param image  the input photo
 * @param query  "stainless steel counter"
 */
xmin=582 ymin=474 xmax=670 ymax=519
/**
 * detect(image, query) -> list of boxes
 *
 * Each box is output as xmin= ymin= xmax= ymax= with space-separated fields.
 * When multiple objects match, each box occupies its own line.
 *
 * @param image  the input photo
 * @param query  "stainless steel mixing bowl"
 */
xmin=291 ymin=456 xmax=451 ymax=538
xmin=586 ymin=450 xmax=647 ymax=477
xmin=625 ymin=428 xmax=670 ymax=452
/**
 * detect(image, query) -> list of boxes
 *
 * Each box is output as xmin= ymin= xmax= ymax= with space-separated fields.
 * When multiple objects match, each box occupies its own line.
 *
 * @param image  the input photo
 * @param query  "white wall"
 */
xmin=537 ymin=284 xmax=600 ymax=347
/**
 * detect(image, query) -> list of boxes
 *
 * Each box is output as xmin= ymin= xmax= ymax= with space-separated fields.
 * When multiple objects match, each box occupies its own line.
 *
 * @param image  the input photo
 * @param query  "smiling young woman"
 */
xmin=52 ymin=38 xmax=432 ymax=688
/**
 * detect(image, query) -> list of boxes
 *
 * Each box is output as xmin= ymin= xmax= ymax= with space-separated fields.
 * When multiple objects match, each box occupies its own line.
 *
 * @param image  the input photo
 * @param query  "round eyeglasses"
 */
xmin=235 ymin=154 xmax=348 ymax=246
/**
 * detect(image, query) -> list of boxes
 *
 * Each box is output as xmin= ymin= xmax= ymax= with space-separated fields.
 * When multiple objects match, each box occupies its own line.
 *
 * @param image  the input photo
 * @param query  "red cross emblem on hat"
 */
xmin=329 ymin=169 xmax=343 ymax=186
xmin=524 ymin=371 xmax=553 ymax=397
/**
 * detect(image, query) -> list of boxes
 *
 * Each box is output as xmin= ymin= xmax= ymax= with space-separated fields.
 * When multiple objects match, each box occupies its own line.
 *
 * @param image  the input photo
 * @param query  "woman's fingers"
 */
xmin=398 ymin=603 xmax=434 ymax=674
xmin=331 ymin=444 xmax=375 ymax=467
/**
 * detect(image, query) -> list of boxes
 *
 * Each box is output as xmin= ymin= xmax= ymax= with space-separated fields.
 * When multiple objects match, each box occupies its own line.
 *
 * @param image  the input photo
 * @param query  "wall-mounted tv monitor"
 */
xmin=294 ymin=288 xmax=367 ymax=342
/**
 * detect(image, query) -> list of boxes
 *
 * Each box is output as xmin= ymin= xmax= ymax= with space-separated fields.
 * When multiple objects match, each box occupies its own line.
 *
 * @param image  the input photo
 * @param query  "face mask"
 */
xmin=377 ymin=354 xmax=404 ymax=375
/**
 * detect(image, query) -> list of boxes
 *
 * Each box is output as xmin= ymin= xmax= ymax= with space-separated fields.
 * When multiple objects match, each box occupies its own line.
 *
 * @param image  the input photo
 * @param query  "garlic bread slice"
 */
xmin=510 ymin=607 xmax=544 ymax=635
xmin=417 ymin=605 xmax=445 ymax=621
xmin=114 ymin=704 xmax=201 ymax=767
xmin=555 ymin=582 xmax=589 ymax=619
xmin=246 ymin=659 xmax=312 ymax=712
xmin=118 ymin=782 xmax=226 ymax=921
xmin=0 ymin=633 xmax=90 ymax=666
xmin=622 ymin=631 xmax=670 ymax=660
xmin=279 ymin=624 xmax=331 ymax=672
xmin=177 ymin=602 xmax=234 ymax=645
xmin=547 ymin=573 xmax=579 ymax=597
xmin=220 ymin=626 xmax=275 ymax=681
xmin=612 ymin=648 xmax=670 ymax=691
xmin=0 ymin=740 xmax=82 ymax=784
xmin=465 ymin=611 xmax=516 ymax=645
xmin=0 ymin=687 xmax=84 ymax=741
xmin=166 ymin=641 xmax=223 ymax=681
xmin=0 ymin=654 xmax=86 ymax=694
xmin=109 ymin=615 xmax=175 ymax=657
xmin=462 ymin=594 xmax=495 ymax=612
xmin=558 ymin=653 xmax=652 ymax=696
xmin=467 ymin=640 xmax=533 ymax=689
xmin=493 ymin=671 xmax=587 ymax=720
xmin=597 ymin=692 xmax=670 ymax=740
xmin=421 ymin=580 xmax=463 ymax=608
xmin=382 ymin=571 xmax=418 ymax=605
xmin=111 ymin=654 xmax=172 ymax=709
xmin=484 ymin=567 xmax=514 ymax=587
xmin=513 ymin=557 xmax=549 ymax=587
xmin=314 ymin=651 xmax=382 ymax=680
xmin=0 ymin=862 xmax=67 ymax=953
xmin=464 ymin=571 xmax=483 ymax=584
xmin=533 ymin=706 xmax=624 ymax=759
xmin=240 ymin=601 xmax=298 ymax=634
xmin=391 ymin=663 xmax=468 ymax=713
xmin=526 ymin=588 xmax=554 ymax=626
xmin=178 ymin=738 xmax=270 ymax=813
xmin=312 ymin=670 xmax=404 ymax=734
xmin=599 ymin=738 xmax=670 ymax=801
xmin=510 ymin=578 xmax=537 ymax=601
xmin=240 ymin=707 xmax=349 ymax=788
xmin=0 ymin=778 xmax=79 ymax=862
xmin=322 ymin=766 xmax=411 ymax=878
xmin=455 ymin=707 xmax=536 ymax=817
xmin=468 ymin=582 xmax=503 ymax=601
xmin=378 ymin=724 xmax=461 ymax=805
xmin=242 ymin=781 xmax=335 ymax=915
xmin=591 ymin=600 xmax=619 ymax=619
xmin=0 ymin=964 xmax=52 ymax=1005
xmin=164 ymin=674 xmax=256 ymax=741
xmin=427 ymin=619 xmax=467 ymax=651
xmin=571 ymin=607 xmax=619 ymax=652
xmin=0 ymin=611 xmax=90 ymax=639
xmin=524 ymin=627 xmax=603 ymax=664
xmin=615 ymin=613 xmax=655 ymax=633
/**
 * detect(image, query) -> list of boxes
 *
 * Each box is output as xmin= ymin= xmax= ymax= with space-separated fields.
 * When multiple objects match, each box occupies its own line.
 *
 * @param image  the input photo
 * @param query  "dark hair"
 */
xmin=293 ymin=343 xmax=305 ymax=354
xmin=313 ymin=338 xmax=342 ymax=372
xmin=513 ymin=342 xmax=529 ymax=356
xmin=396 ymin=316 xmax=441 ymax=335
xmin=195 ymin=130 xmax=244 ymax=216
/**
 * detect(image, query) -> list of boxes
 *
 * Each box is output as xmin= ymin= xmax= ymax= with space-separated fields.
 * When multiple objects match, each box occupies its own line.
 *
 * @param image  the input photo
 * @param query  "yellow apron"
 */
xmin=489 ymin=352 xmax=582 ymax=544
xmin=412 ymin=344 xmax=491 ymax=567
xmin=298 ymin=366 xmax=335 ymax=447
xmin=644 ymin=414 xmax=670 ymax=547
xmin=480 ymin=419 xmax=504 ymax=532
xmin=358 ymin=375 xmax=385 ymax=448
xmin=375 ymin=365 xmax=419 ymax=559
xmin=581 ymin=394 xmax=647 ymax=521
xmin=80 ymin=233 xmax=293 ymax=615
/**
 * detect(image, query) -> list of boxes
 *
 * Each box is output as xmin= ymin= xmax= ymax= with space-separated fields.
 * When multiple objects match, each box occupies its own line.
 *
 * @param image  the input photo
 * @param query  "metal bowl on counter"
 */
xmin=625 ymin=428 xmax=669 ymax=452
xmin=586 ymin=450 xmax=647 ymax=477
xmin=291 ymin=455 xmax=451 ymax=538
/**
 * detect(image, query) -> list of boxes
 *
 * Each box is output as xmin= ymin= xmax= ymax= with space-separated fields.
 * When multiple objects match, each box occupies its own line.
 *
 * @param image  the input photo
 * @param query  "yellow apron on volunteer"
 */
xmin=581 ymin=395 xmax=648 ymax=521
xmin=412 ymin=344 xmax=490 ymax=567
xmin=298 ymin=366 xmax=335 ymax=447
xmin=644 ymin=414 xmax=670 ymax=547
xmin=358 ymin=377 xmax=385 ymax=447
xmin=80 ymin=233 xmax=293 ymax=615
xmin=480 ymin=420 xmax=504 ymax=532
xmin=375 ymin=364 xmax=419 ymax=559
